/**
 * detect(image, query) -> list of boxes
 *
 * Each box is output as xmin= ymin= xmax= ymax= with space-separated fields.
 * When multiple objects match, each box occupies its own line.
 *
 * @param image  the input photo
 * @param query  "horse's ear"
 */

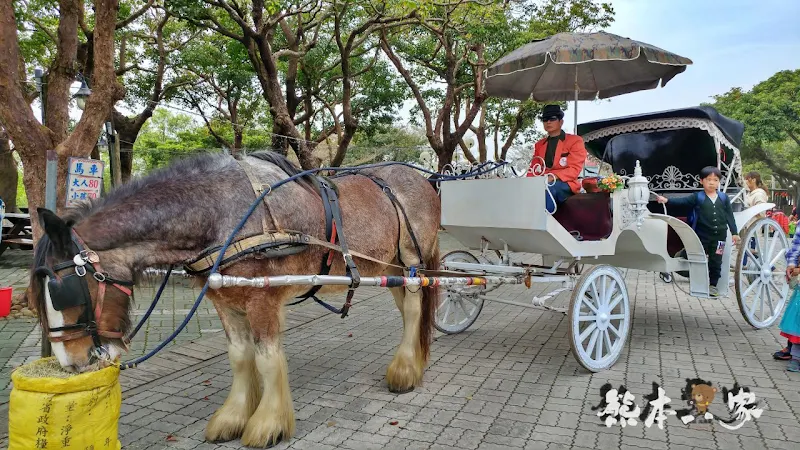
xmin=37 ymin=208 xmax=73 ymax=252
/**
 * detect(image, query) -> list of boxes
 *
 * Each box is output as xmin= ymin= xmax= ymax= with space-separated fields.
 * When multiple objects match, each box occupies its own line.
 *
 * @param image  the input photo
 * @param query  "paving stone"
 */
xmin=3 ymin=239 xmax=798 ymax=449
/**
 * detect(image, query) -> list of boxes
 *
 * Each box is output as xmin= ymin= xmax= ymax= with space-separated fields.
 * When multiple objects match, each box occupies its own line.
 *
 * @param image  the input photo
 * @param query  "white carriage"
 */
xmin=435 ymin=106 xmax=790 ymax=372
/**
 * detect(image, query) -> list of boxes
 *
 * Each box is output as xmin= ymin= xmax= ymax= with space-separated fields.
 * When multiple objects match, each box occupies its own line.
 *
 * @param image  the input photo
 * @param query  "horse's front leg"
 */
xmin=241 ymin=299 xmax=295 ymax=448
xmin=205 ymin=304 xmax=262 ymax=443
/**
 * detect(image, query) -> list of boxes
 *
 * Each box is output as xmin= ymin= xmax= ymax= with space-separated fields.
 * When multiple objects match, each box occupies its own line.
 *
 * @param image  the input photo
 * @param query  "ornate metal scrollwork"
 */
xmin=647 ymin=165 xmax=701 ymax=190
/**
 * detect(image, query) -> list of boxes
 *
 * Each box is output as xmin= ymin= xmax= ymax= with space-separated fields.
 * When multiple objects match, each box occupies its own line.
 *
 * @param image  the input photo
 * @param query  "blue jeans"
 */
xmin=545 ymin=180 xmax=574 ymax=214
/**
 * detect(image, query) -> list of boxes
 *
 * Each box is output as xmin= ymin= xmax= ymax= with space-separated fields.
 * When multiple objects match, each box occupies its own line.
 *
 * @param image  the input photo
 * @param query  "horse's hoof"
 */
xmin=389 ymin=385 xmax=415 ymax=395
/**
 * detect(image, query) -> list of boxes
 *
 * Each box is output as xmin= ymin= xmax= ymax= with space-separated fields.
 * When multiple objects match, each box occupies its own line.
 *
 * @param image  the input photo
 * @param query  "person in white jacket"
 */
xmin=744 ymin=171 xmax=769 ymax=208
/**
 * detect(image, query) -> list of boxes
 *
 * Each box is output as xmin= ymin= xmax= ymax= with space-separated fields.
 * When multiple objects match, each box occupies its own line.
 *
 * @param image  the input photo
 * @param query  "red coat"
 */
xmin=527 ymin=133 xmax=588 ymax=194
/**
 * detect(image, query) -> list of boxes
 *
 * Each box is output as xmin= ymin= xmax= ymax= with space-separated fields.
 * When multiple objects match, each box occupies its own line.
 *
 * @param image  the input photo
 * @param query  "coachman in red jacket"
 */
xmin=526 ymin=104 xmax=588 ymax=213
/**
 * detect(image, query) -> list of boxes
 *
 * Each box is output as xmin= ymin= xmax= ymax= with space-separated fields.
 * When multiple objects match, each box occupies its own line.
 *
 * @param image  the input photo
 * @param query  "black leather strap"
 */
xmin=360 ymin=174 xmax=425 ymax=268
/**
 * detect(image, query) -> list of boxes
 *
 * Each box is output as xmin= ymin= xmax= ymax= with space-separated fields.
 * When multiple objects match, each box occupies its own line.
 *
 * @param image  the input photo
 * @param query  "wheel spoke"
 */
xmin=608 ymin=314 xmax=626 ymax=320
xmin=441 ymin=300 xmax=452 ymax=324
xmin=604 ymin=278 xmax=618 ymax=306
xmin=579 ymin=322 xmax=598 ymax=342
xmin=607 ymin=294 xmax=623 ymax=312
xmin=766 ymin=229 xmax=779 ymax=261
xmin=745 ymin=249 xmax=762 ymax=270
xmin=769 ymin=249 xmax=787 ymax=268
xmin=595 ymin=329 xmax=603 ymax=360
xmin=765 ymin=286 xmax=776 ymax=319
xmin=754 ymin=230 xmax=765 ymax=258
xmin=748 ymin=281 xmax=762 ymax=313
xmin=608 ymin=322 xmax=621 ymax=338
xmin=456 ymin=299 xmax=472 ymax=320
xmin=585 ymin=328 xmax=600 ymax=357
xmin=741 ymin=277 xmax=760 ymax=299
xmin=769 ymin=278 xmax=786 ymax=295
xmin=590 ymin=280 xmax=601 ymax=310
xmin=464 ymin=297 xmax=480 ymax=308
xmin=578 ymin=315 xmax=598 ymax=322
xmin=600 ymin=276 xmax=609 ymax=307
xmin=581 ymin=295 xmax=600 ymax=315
xmin=603 ymin=329 xmax=613 ymax=352
xmin=741 ymin=270 xmax=761 ymax=275
xmin=758 ymin=283 xmax=765 ymax=321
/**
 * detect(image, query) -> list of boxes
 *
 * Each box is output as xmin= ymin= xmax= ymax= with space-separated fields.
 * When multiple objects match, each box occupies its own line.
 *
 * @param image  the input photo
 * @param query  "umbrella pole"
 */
xmin=573 ymin=68 xmax=578 ymax=134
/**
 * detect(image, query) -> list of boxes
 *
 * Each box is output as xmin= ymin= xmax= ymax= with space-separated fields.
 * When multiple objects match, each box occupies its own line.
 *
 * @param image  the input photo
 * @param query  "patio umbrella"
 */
xmin=485 ymin=31 xmax=693 ymax=131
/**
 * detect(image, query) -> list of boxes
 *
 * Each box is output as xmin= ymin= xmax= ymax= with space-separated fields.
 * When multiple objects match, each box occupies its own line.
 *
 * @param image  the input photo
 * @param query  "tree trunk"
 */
xmin=115 ymin=123 xmax=139 ymax=182
xmin=0 ymin=0 xmax=125 ymax=242
xmin=119 ymin=141 xmax=134 ymax=182
xmin=476 ymin=105 xmax=487 ymax=162
xmin=0 ymin=131 xmax=18 ymax=212
xmin=437 ymin=147 xmax=455 ymax=172
xmin=233 ymin=127 xmax=243 ymax=158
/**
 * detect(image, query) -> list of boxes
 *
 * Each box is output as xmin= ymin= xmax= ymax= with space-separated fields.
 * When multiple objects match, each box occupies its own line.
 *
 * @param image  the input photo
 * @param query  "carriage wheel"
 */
xmin=434 ymin=251 xmax=485 ymax=334
xmin=568 ymin=265 xmax=631 ymax=372
xmin=734 ymin=217 xmax=790 ymax=328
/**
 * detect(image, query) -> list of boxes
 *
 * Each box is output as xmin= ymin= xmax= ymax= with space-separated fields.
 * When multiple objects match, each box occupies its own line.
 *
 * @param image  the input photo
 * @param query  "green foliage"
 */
xmin=343 ymin=125 xmax=429 ymax=165
xmin=707 ymin=69 xmax=800 ymax=179
xmin=132 ymin=108 xmax=221 ymax=171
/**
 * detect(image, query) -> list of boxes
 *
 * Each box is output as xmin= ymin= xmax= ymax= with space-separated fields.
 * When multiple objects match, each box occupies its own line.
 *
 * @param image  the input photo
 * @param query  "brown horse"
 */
xmin=28 ymin=151 xmax=441 ymax=447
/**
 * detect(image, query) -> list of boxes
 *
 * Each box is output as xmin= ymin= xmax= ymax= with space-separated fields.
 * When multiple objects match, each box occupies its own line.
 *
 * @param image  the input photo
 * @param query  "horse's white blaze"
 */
xmin=43 ymin=276 xmax=70 ymax=369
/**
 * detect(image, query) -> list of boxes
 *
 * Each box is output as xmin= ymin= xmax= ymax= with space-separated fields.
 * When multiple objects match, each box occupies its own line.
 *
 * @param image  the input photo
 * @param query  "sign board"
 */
xmin=66 ymin=157 xmax=104 ymax=207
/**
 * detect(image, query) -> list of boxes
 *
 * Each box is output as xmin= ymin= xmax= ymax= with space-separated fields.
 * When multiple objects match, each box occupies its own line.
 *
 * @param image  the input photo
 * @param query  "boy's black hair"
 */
xmin=699 ymin=166 xmax=723 ymax=180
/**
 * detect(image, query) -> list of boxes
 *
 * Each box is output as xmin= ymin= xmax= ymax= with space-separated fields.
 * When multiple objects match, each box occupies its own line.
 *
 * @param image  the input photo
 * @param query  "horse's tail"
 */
xmin=419 ymin=237 xmax=439 ymax=364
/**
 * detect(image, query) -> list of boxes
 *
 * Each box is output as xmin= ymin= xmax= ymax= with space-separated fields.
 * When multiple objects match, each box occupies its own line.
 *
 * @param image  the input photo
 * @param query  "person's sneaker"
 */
xmin=788 ymin=359 xmax=800 ymax=372
xmin=774 ymin=347 xmax=793 ymax=360
xmin=709 ymin=286 xmax=719 ymax=297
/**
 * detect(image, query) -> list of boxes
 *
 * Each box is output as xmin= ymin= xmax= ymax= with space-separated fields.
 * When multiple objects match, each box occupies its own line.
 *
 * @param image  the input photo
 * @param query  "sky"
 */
xmin=554 ymin=0 xmax=800 ymax=133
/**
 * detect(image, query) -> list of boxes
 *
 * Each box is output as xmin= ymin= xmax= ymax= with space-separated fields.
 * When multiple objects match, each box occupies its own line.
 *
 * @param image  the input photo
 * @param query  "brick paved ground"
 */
xmin=2 ymin=234 xmax=799 ymax=449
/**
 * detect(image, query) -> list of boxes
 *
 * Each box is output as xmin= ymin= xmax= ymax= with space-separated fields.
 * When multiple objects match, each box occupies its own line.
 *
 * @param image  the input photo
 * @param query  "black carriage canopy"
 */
xmin=576 ymin=106 xmax=744 ymax=189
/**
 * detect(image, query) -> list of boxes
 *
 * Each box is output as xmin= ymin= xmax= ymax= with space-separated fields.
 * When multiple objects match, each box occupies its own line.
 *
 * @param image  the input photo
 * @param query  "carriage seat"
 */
xmin=647 ymin=193 xmax=692 ymax=257
xmin=552 ymin=192 xmax=613 ymax=241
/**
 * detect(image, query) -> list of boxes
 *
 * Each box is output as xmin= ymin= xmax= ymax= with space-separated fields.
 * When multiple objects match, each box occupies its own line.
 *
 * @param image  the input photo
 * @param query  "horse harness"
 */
xmin=34 ymin=230 xmax=135 ymax=357
xmin=182 ymin=161 xmax=425 ymax=318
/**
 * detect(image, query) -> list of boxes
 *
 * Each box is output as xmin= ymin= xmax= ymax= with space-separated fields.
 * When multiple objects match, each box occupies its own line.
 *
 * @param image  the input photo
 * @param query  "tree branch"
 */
xmin=0 ymin=0 xmax=54 ymax=156
xmin=750 ymin=144 xmax=800 ymax=182
xmin=788 ymin=130 xmax=800 ymax=148
xmin=379 ymin=30 xmax=438 ymax=148
xmin=58 ymin=0 xmax=126 ymax=158
xmin=116 ymin=0 xmax=155 ymax=29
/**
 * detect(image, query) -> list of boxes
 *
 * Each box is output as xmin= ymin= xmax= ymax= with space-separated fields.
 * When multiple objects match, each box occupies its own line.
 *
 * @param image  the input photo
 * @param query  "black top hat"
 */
xmin=541 ymin=104 xmax=564 ymax=120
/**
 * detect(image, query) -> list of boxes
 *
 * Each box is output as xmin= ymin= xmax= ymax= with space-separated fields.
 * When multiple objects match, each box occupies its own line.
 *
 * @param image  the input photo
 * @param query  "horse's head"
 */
xmin=30 ymin=208 xmax=134 ymax=373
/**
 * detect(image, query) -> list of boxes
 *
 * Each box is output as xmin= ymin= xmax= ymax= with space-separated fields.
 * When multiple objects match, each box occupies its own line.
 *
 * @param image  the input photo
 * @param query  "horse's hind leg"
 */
xmin=386 ymin=281 xmax=424 ymax=393
xmin=205 ymin=303 xmax=262 ymax=443
xmin=241 ymin=295 xmax=295 ymax=448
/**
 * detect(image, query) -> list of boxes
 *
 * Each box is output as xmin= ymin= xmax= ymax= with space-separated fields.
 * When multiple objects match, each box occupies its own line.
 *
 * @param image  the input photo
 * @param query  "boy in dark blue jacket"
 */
xmin=656 ymin=166 xmax=740 ymax=297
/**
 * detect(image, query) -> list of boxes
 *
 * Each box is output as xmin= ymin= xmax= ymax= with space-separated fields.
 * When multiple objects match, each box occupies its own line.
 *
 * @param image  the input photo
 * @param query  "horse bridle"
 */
xmin=34 ymin=230 xmax=135 ymax=358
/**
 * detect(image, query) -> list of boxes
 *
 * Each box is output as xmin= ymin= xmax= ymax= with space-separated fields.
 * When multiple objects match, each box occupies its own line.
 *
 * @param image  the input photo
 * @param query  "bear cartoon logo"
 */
xmin=691 ymin=383 xmax=717 ymax=415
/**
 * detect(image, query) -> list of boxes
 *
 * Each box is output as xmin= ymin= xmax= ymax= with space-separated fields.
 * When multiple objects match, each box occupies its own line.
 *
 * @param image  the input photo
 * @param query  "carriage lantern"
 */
xmin=627 ymin=160 xmax=650 ymax=228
